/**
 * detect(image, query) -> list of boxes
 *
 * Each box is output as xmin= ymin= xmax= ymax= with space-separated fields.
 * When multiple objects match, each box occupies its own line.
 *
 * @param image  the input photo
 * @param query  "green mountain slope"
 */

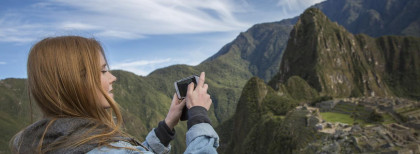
xmin=270 ymin=8 xmax=420 ymax=99
xmin=0 ymin=79 xmax=42 ymax=152
xmin=219 ymin=8 xmax=420 ymax=153
xmin=203 ymin=18 xmax=297 ymax=81
xmin=112 ymin=70 xmax=192 ymax=153
xmin=218 ymin=76 xmax=320 ymax=153
xmin=2 ymin=0 xmax=420 ymax=153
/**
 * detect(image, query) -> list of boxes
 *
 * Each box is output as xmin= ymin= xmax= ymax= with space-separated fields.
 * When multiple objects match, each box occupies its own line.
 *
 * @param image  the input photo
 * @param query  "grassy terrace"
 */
xmin=320 ymin=112 xmax=397 ymax=126
xmin=320 ymin=112 xmax=364 ymax=125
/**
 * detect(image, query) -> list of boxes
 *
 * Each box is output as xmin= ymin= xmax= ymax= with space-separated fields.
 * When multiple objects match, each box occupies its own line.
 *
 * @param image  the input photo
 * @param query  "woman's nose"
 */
xmin=109 ymin=73 xmax=117 ymax=83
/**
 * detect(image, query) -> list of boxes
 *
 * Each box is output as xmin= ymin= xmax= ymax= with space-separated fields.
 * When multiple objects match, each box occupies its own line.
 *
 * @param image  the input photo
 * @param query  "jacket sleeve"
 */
xmin=87 ymin=130 xmax=170 ymax=154
xmin=142 ymin=128 xmax=172 ymax=154
xmin=87 ymin=140 xmax=154 ymax=154
xmin=184 ymin=123 xmax=219 ymax=154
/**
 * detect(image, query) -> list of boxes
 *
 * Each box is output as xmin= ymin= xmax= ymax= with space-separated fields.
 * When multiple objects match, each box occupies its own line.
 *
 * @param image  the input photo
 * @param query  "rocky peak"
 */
xmin=271 ymin=8 xmax=420 ymax=99
xmin=203 ymin=18 xmax=297 ymax=81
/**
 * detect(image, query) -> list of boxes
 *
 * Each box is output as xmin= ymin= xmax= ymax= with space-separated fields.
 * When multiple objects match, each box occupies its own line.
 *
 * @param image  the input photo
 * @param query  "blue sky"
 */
xmin=0 ymin=0 xmax=324 ymax=79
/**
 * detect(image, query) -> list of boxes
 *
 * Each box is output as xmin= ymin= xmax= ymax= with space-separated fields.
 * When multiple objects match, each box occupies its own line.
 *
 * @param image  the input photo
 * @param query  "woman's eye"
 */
xmin=101 ymin=70 xmax=108 ymax=74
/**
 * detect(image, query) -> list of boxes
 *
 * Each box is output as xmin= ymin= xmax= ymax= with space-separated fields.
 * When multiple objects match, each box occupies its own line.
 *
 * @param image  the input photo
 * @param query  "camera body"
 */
xmin=174 ymin=75 xmax=199 ymax=99
xmin=174 ymin=75 xmax=199 ymax=121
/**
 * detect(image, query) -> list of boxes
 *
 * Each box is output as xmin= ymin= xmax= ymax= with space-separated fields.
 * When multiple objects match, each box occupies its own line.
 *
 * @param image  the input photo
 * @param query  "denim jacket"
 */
xmin=12 ymin=106 xmax=218 ymax=154
xmin=87 ymin=123 xmax=219 ymax=154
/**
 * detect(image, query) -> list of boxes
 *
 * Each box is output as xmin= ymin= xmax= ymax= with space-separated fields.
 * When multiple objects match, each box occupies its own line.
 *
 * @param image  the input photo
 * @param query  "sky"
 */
xmin=0 ymin=0 xmax=324 ymax=79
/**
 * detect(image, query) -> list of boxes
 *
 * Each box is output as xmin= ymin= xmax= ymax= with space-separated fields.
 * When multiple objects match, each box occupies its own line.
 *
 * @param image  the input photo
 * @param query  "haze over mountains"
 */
xmin=313 ymin=0 xmax=420 ymax=37
xmin=1 ymin=0 xmax=420 ymax=153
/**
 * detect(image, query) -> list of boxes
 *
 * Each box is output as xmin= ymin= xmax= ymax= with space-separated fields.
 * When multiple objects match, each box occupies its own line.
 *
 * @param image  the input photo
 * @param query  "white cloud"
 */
xmin=277 ymin=0 xmax=325 ymax=12
xmin=97 ymin=30 xmax=145 ymax=39
xmin=0 ymin=0 xmax=328 ymax=78
xmin=0 ymin=62 xmax=6 ymax=65
xmin=111 ymin=58 xmax=173 ymax=76
xmin=0 ymin=0 xmax=250 ymax=43
xmin=0 ymin=14 xmax=49 ymax=43
xmin=59 ymin=22 xmax=98 ymax=30
xmin=0 ymin=0 xmax=327 ymax=43
xmin=112 ymin=58 xmax=172 ymax=68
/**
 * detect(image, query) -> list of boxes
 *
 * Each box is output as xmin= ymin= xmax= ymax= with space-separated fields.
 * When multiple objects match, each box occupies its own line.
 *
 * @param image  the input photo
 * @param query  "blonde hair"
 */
xmin=24 ymin=36 xmax=125 ymax=153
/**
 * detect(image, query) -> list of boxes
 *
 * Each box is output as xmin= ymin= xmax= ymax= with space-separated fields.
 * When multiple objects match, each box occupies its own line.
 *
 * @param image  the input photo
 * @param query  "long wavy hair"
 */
xmin=19 ymin=36 xmax=126 ymax=153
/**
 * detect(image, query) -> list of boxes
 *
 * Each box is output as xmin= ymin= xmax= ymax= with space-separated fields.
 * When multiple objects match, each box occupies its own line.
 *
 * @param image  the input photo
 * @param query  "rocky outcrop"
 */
xmin=221 ymin=8 xmax=420 ymax=154
xmin=270 ymin=8 xmax=420 ymax=100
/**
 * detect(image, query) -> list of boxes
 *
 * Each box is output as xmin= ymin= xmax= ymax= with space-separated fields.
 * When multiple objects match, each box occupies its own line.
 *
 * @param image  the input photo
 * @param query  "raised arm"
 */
xmin=184 ymin=72 xmax=219 ymax=154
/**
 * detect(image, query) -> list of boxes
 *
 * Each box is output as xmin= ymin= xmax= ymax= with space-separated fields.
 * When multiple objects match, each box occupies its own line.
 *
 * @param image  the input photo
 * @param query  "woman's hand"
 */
xmin=165 ymin=93 xmax=186 ymax=130
xmin=186 ymin=72 xmax=212 ymax=110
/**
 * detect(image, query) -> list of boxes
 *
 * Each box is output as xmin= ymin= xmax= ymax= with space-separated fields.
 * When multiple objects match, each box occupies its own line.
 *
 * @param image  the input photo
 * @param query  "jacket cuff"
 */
xmin=186 ymin=123 xmax=219 ymax=148
xmin=187 ymin=106 xmax=211 ymax=129
xmin=144 ymin=129 xmax=171 ymax=154
xmin=154 ymin=121 xmax=175 ymax=147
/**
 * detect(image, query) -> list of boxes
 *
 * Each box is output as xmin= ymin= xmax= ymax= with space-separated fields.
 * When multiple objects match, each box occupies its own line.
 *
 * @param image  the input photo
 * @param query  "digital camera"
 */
xmin=174 ymin=75 xmax=199 ymax=121
xmin=174 ymin=75 xmax=199 ymax=99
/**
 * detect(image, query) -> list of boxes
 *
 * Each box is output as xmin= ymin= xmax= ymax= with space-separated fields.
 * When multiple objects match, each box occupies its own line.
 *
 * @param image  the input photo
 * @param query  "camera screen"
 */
xmin=177 ymin=77 xmax=197 ymax=97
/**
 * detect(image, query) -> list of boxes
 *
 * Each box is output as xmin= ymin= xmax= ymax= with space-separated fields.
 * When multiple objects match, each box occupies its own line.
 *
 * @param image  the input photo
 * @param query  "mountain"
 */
xmin=218 ymin=76 xmax=321 ymax=153
xmin=204 ymin=0 xmax=420 ymax=84
xmin=0 ymin=79 xmax=42 ymax=151
xmin=219 ymin=8 xmax=420 ymax=153
xmin=313 ymin=0 xmax=420 ymax=37
xmin=2 ymin=0 xmax=420 ymax=153
xmin=203 ymin=18 xmax=297 ymax=82
xmin=270 ymin=8 xmax=420 ymax=99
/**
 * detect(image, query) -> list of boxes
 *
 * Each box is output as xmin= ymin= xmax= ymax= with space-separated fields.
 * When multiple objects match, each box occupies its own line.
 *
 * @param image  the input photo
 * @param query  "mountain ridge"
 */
xmin=2 ymin=0 xmax=420 ymax=153
xmin=312 ymin=0 xmax=420 ymax=37
xmin=270 ymin=8 xmax=420 ymax=99
xmin=219 ymin=7 xmax=420 ymax=153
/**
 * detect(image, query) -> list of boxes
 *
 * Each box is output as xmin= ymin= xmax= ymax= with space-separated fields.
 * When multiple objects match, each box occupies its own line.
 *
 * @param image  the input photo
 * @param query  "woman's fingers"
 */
xmin=173 ymin=93 xmax=179 ymax=102
xmin=202 ymin=84 xmax=208 ymax=92
xmin=165 ymin=93 xmax=184 ymax=129
xmin=179 ymin=98 xmax=186 ymax=106
xmin=185 ymin=72 xmax=213 ymax=110
xmin=171 ymin=93 xmax=182 ymax=108
xmin=187 ymin=82 xmax=195 ymax=95
xmin=197 ymin=72 xmax=205 ymax=88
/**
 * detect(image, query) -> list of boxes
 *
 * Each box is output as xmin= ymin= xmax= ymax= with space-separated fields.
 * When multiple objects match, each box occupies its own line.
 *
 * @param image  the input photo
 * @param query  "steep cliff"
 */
xmin=218 ymin=76 xmax=319 ymax=153
xmin=221 ymin=8 xmax=420 ymax=153
xmin=270 ymin=8 xmax=420 ymax=99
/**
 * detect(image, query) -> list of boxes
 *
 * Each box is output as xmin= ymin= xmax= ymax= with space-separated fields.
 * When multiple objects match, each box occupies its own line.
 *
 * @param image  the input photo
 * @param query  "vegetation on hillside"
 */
xmin=219 ymin=7 xmax=420 ymax=153
xmin=2 ymin=0 xmax=420 ymax=153
xmin=272 ymin=8 xmax=420 ymax=100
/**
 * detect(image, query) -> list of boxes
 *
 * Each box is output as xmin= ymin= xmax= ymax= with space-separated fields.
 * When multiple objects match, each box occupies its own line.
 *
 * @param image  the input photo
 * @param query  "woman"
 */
xmin=10 ymin=36 xmax=219 ymax=153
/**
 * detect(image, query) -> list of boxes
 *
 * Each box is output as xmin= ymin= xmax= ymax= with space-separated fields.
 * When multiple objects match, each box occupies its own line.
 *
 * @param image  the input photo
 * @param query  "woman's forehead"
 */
xmin=99 ymin=53 xmax=107 ymax=65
